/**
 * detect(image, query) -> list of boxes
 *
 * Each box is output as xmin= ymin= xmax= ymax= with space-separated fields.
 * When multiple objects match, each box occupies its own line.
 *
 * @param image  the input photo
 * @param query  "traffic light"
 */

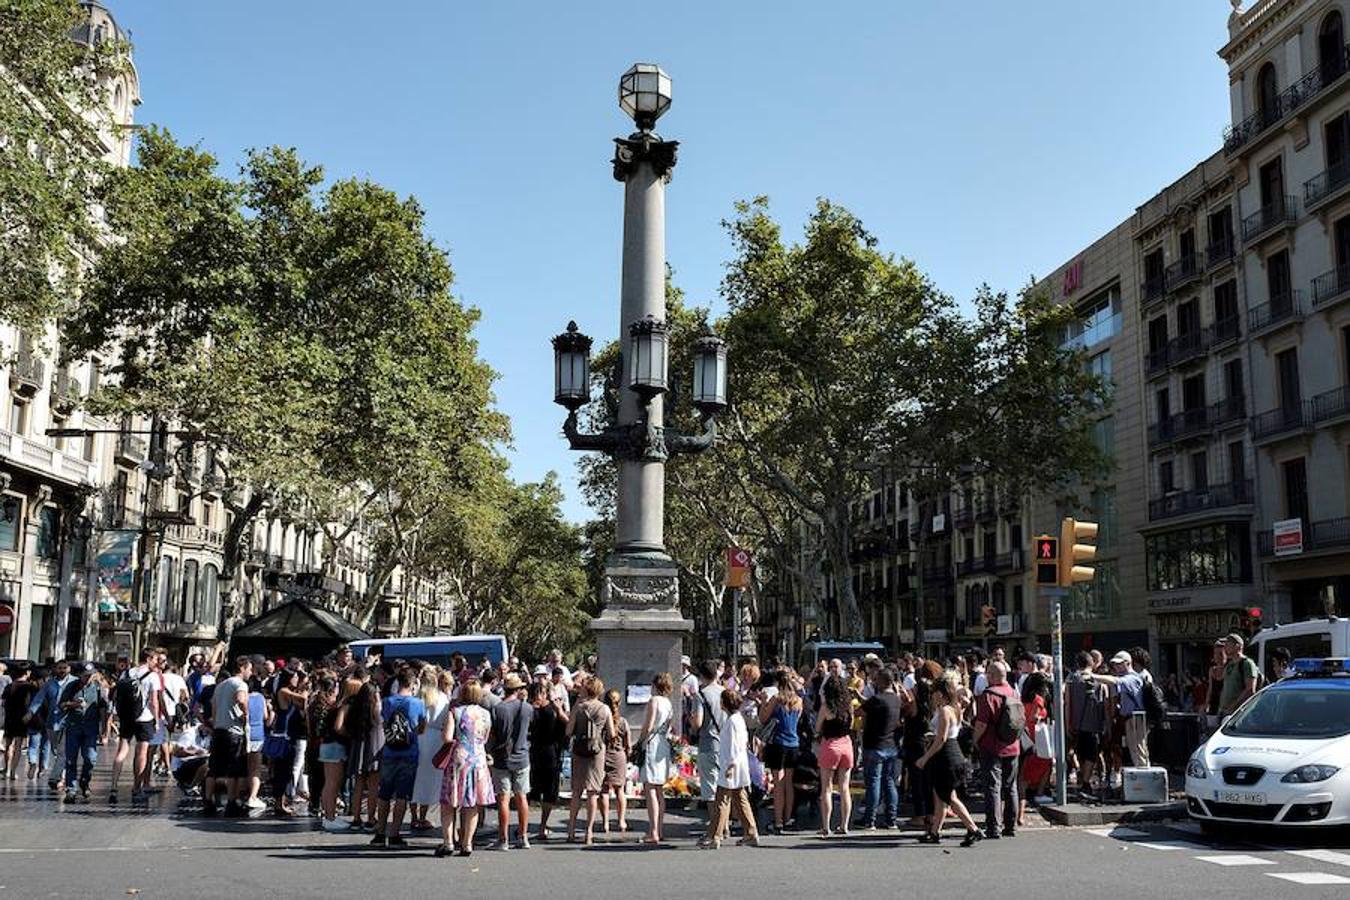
xmin=1033 ymin=535 xmax=1059 ymax=586
xmin=1058 ymin=517 xmax=1098 ymax=587
xmin=1239 ymin=606 xmax=1263 ymax=636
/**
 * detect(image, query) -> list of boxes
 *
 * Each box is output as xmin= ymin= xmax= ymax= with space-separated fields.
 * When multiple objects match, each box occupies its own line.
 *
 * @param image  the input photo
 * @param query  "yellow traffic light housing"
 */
xmin=1059 ymin=517 xmax=1098 ymax=587
xmin=1033 ymin=535 xmax=1059 ymax=586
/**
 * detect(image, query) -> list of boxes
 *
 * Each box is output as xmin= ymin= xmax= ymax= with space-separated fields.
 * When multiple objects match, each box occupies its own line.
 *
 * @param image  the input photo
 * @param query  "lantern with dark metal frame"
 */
xmin=618 ymin=63 xmax=671 ymax=132
xmin=552 ymin=321 xmax=593 ymax=411
xmin=628 ymin=315 xmax=670 ymax=403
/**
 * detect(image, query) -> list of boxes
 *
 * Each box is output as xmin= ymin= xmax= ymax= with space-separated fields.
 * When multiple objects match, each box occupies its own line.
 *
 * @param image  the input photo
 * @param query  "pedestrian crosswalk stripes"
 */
xmin=1084 ymin=823 xmax=1350 ymax=888
xmin=1266 ymin=873 xmax=1350 ymax=885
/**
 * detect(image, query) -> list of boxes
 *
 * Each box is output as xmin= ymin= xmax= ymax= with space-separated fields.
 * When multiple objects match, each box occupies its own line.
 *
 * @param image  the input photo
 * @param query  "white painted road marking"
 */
xmin=1287 ymin=850 xmax=1350 ymax=868
xmin=1267 ymin=872 xmax=1350 ymax=885
xmin=1134 ymin=840 xmax=1213 ymax=852
xmin=1195 ymin=854 xmax=1273 ymax=866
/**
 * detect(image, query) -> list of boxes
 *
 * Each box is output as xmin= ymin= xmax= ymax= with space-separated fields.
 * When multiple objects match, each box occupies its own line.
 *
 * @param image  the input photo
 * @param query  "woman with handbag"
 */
xmin=757 ymin=670 xmax=802 ymax=834
xmin=636 ymin=672 xmax=674 ymax=845
xmin=565 ymin=677 xmax=613 ymax=846
xmin=437 ymin=679 xmax=495 ymax=858
xmin=410 ymin=667 xmax=449 ymax=832
xmin=598 ymin=688 xmax=630 ymax=834
xmin=315 ymin=675 xmax=351 ymax=832
xmin=914 ymin=671 xmax=983 ymax=847
xmin=1017 ymin=672 xmax=1053 ymax=825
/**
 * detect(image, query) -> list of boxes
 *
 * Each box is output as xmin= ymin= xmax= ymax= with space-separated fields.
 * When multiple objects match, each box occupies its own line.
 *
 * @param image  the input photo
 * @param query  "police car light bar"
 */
xmin=1291 ymin=658 xmax=1350 ymax=675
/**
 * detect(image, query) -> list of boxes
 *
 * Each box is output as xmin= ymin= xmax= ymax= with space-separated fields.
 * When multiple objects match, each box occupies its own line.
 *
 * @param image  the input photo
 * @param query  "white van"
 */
xmin=1251 ymin=618 xmax=1350 ymax=680
xmin=348 ymin=635 xmax=509 ymax=669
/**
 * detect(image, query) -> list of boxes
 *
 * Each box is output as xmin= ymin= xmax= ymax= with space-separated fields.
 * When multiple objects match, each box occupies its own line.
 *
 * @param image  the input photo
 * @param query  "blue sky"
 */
xmin=112 ymin=1 xmax=1232 ymax=522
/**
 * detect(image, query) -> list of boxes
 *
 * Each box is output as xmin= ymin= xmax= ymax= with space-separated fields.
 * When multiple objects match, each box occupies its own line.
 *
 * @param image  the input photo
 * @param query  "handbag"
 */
xmin=262 ymin=707 xmax=295 ymax=760
xmin=1033 ymin=721 xmax=1053 ymax=759
xmin=432 ymin=739 xmax=456 ymax=770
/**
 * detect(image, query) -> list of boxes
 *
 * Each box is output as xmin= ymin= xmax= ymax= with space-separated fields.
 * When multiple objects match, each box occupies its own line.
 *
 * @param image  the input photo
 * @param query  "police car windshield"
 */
xmin=1222 ymin=684 xmax=1350 ymax=739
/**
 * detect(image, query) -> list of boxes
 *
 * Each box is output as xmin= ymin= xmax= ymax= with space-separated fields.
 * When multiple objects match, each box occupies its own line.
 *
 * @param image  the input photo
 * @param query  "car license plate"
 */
xmin=1213 ymin=790 xmax=1266 ymax=805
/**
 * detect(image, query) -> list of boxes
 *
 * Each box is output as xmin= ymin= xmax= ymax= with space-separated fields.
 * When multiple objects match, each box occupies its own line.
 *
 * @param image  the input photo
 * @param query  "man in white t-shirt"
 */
xmin=109 ymin=648 xmax=162 ymax=805
xmin=545 ymin=650 xmax=573 ymax=689
xmin=157 ymin=660 xmax=189 ymax=775
xmin=171 ymin=721 xmax=212 ymax=795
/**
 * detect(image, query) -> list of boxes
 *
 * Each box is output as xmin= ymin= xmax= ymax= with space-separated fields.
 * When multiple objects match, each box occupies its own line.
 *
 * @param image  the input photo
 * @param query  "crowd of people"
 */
xmin=0 ymin=633 xmax=1267 ymax=854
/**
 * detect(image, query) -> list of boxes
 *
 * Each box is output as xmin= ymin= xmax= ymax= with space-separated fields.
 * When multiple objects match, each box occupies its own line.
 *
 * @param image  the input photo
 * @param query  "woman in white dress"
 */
xmin=698 ymin=687 xmax=760 ymax=849
xmin=636 ymin=672 xmax=674 ymax=844
xmin=410 ymin=668 xmax=450 ymax=831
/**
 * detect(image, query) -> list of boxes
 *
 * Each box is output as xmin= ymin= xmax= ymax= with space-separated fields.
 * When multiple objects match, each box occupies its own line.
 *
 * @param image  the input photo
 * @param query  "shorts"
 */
xmin=208 ymin=729 xmax=247 ymax=779
xmin=762 ymin=743 xmax=799 ymax=772
xmin=149 ymin=722 xmax=168 ymax=747
xmin=119 ymin=720 xmax=154 ymax=743
xmin=377 ymin=757 xmax=417 ymax=802
xmin=492 ymin=765 xmax=530 ymax=798
xmin=318 ymin=742 xmax=348 ymax=764
xmin=1074 ymin=731 xmax=1101 ymax=763
xmin=247 ymin=739 xmax=263 ymax=754
xmin=817 ymin=736 xmax=854 ymax=771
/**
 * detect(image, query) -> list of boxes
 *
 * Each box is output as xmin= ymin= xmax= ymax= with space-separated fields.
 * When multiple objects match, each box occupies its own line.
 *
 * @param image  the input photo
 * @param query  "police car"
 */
xmin=1186 ymin=658 xmax=1350 ymax=831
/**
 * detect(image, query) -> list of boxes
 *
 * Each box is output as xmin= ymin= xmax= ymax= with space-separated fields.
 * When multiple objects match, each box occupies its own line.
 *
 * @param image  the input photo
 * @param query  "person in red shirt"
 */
xmin=971 ymin=661 xmax=1020 ymax=839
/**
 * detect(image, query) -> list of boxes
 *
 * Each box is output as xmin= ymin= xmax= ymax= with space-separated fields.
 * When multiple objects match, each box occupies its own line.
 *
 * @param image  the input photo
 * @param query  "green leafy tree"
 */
xmin=719 ymin=198 xmax=1107 ymax=638
xmin=0 ymin=0 xmax=129 ymax=332
xmin=63 ymin=129 xmax=508 ymax=618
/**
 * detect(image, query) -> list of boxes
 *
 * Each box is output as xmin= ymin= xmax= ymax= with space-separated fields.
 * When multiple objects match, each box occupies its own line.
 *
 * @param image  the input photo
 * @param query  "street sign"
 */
xmin=1273 ymin=518 xmax=1303 ymax=556
xmin=726 ymin=546 xmax=752 ymax=588
xmin=0 ymin=604 xmax=13 ymax=636
xmin=996 ymin=614 xmax=1013 ymax=636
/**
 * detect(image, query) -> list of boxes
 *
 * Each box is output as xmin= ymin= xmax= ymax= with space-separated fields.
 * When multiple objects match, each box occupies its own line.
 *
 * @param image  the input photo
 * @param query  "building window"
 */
xmin=156 ymin=556 xmax=176 ymax=622
xmin=8 ymin=398 xmax=27 ymax=436
xmin=82 ymin=432 xmax=96 ymax=463
xmin=180 ymin=559 xmax=199 ymax=623
xmin=1064 ymin=286 xmax=1122 ymax=349
xmin=201 ymin=564 xmax=219 ymax=630
xmin=35 ymin=507 xmax=60 ymax=559
xmin=1091 ymin=415 xmax=1115 ymax=461
xmin=0 ymin=498 xmax=20 ymax=552
xmin=1087 ymin=350 xmax=1112 ymax=403
xmin=1067 ymin=559 xmax=1119 ymax=622
xmin=1320 ymin=11 xmax=1346 ymax=81
xmin=1090 ymin=487 xmax=1118 ymax=549
xmin=1146 ymin=524 xmax=1252 ymax=591
xmin=1159 ymin=460 xmax=1175 ymax=494
xmin=1257 ymin=62 xmax=1279 ymax=126
xmin=1283 ymin=457 xmax=1309 ymax=521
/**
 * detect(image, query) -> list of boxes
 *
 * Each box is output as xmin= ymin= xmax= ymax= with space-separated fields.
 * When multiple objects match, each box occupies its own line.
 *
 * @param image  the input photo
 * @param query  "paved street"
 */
xmin=0 ymin=760 xmax=1347 ymax=899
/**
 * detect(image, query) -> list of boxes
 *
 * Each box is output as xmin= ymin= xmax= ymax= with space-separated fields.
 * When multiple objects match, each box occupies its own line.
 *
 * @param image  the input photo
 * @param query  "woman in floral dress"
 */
xmin=437 ymin=680 xmax=495 ymax=858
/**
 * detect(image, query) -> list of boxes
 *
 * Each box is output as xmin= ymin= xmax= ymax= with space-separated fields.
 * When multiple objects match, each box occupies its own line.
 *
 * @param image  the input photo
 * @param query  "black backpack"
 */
xmin=114 ymin=673 xmax=143 ymax=723
xmin=994 ymin=689 xmax=1026 ymax=744
xmin=384 ymin=703 xmax=414 ymax=751
xmin=1142 ymin=678 xmax=1166 ymax=728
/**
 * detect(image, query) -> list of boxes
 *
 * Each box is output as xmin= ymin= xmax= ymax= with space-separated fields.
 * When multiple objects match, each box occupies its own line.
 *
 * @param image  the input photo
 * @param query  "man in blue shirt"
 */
xmin=29 ymin=660 xmax=75 ymax=792
xmin=372 ymin=669 xmax=426 ymax=848
xmin=60 ymin=664 xmax=107 ymax=800
xmin=1094 ymin=651 xmax=1151 ymax=769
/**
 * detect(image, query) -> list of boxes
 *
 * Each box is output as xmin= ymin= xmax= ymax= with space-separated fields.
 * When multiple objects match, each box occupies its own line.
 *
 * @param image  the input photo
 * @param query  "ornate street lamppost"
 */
xmin=551 ymin=64 xmax=728 ymax=727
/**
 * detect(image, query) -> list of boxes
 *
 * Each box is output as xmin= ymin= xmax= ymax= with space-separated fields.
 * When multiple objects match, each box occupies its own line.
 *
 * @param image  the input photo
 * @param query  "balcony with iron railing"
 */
xmin=1311 ymin=384 xmax=1350 ymax=425
xmin=1149 ymin=397 xmax=1246 ymax=448
xmin=1167 ymin=328 xmax=1206 ymax=368
xmin=1311 ymin=264 xmax=1350 ymax=310
xmin=1145 ymin=342 xmax=1169 ymax=377
xmin=1164 ymin=254 xmax=1203 ymax=294
xmin=952 ymin=505 xmax=974 ymax=530
xmin=1224 ymin=48 xmax=1350 ymax=155
xmin=1304 ymin=157 xmax=1350 ymax=211
xmin=1240 ymin=195 xmax=1298 ymax=243
xmin=1148 ymin=479 xmax=1253 ymax=522
xmin=10 ymin=350 xmax=44 ymax=395
xmin=1248 ymin=288 xmax=1305 ymax=337
xmin=1251 ymin=400 xmax=1312 ymax=443
xmin=1205 ymin=234 xmax=1237 ymax=270
xmin=1258 ymin=516 xmax=1350 ymax=556
xmin=994 ymin=549 xmax=1024 ymax=574
xmin=115 ymin=432 xmax=147 ymax=464
xmin=50 ymin=370 xmax=81 ymax=411
xmin=1142 ymin=275 xmax=1167 ymax=308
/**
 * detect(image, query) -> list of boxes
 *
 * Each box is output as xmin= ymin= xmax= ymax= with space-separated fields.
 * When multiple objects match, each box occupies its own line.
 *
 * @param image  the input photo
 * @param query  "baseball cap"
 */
xmin=80 ymin=662 xmax=95 ymax=674
xmin=863 ymin=652 xmax=881 ymax=664
xmin=533 ymin=665 xmax=549 ymax=676
xmin=1223 ymin=633 xmax=1245 ymax=647
xmin=1109 ymin=651 xmax=1132 ymax=665
xmin=680 ymin=655 xmax=691 ymax=667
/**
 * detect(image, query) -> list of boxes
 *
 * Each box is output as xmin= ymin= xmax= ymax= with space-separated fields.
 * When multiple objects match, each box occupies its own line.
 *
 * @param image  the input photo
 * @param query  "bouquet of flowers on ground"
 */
xmin=663 ymin=734 xmax=698 ymax=799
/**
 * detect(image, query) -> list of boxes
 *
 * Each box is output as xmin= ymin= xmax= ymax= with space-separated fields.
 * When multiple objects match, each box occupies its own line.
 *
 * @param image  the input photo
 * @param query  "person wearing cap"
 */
xmin=59 ymin=663 xmax=107 ymax=801
xmin=487 ymin=673 xmax=534 ymax=850
xmin=1218 ymin=633 xmax=1260 ymax=717
xmin=1092 ymin=651 xmax=1150 ymax=769
xmin=28 ymin=658 xmax=75 ymax=792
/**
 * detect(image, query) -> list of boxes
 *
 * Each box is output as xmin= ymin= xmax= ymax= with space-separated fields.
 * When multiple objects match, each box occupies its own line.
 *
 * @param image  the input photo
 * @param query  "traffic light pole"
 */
xmin=1044 ymin=585 xmax=1069 ymax=807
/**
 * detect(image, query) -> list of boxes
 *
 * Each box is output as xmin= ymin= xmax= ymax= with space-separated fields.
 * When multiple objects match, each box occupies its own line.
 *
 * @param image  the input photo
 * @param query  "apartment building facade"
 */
xmin=1221 ymin=0 xmax=1350 ymax=626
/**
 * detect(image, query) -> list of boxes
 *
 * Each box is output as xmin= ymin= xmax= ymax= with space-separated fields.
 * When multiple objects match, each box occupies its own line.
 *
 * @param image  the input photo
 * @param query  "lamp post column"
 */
xmin=614 ymin=143 xmax=669 ymax=553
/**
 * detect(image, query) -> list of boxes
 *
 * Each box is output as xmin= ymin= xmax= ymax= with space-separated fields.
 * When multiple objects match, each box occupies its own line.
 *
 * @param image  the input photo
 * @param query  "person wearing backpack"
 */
xmin=109 ymin=648 xmax=162 ymax=805
xmin=971 ymin=661 xmax=1022 ymax=840
xmin=372 ymin=667 xmax=427 ymax=848
xmin=1065 ymin=651 xmax=1109 ymax=798
xmin=563 ymin=676 xmax=613 ymax=846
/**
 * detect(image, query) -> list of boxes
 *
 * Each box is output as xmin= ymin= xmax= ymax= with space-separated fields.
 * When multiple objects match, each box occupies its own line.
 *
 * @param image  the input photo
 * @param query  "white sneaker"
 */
xmin=488 ymin=839 xmax=511 ymax=851
xmin=517 ymin=836 xmax=531 ymax=850
xmin=245 ymin=798 xmax=266 ymax=810
xmin=322 ymin=817 xmax=352 ymax=832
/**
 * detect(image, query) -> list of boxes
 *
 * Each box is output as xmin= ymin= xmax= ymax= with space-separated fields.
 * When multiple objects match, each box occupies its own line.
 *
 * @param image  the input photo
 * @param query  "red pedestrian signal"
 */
xmin=1033 ymin=535 xmax=1059 ymax=585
